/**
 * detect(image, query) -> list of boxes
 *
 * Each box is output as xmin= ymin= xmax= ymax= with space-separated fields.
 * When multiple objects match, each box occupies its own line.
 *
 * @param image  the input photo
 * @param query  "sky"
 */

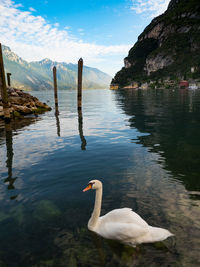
xmin=0 ymin=0 xmax=170 ymax=76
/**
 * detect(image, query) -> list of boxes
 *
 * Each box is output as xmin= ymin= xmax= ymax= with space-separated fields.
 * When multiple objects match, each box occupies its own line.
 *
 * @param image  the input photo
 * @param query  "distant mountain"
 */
xmin=112 ymin=0 xmax=200 ymax=88
xmin=2 ymin=45 xmax=112 ymax=90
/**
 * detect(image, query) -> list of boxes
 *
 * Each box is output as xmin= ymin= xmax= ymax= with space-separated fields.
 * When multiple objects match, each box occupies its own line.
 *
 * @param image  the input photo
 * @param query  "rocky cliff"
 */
xmin=112 ymin=0 xmax=200 ymax=88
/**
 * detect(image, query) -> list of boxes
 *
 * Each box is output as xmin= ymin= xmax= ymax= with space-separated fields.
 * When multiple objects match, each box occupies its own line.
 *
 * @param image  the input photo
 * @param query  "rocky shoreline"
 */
xmin=111 ymin=78 xmax=200 ymax=90
xmin=0 ymin=88 xmax=51 ymax=119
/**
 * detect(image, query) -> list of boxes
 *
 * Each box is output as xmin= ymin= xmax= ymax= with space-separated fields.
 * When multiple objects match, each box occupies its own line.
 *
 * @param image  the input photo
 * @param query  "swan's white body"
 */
xmin=83 ymin=180 xmax=174 ymax=246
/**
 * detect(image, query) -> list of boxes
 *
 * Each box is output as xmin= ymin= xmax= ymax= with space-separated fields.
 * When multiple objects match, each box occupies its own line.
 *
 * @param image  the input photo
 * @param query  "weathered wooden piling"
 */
xmin=0 ymin=43 xmax=10 ymax=120
xmin=53 ymin=66 xmax=58 ymax=109
xmin=7 ymin=73 xmax=11 ymax=87
xmin=77 ymin=58 xmax=83 ymax=110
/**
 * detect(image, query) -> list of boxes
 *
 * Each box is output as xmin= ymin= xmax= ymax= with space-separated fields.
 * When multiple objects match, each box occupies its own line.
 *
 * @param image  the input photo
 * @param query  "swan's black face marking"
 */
xmin=89 ymin=182 xmax=95 ymax=188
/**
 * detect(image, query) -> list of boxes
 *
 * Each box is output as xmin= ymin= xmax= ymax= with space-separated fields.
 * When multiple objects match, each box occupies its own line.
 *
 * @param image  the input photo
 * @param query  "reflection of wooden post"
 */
xmin=78 ymin=109 xmax=87 ymax=150
xmin=53 ymin=65 xmax=60 ymax=135
xmin=77 ymin=58 xmax=83 ymax=110
xmin=55 ymin=106 xmax=60 ymax=137
xmin=4 ymin=122 xmax=17 ymax=200
xmin=0 ymin=43 xmax=10 ymax=120
xmin=53 ymin=66 xmax=58 ymax=109
xmin=7 ymin=73 xmax=11 ymax=87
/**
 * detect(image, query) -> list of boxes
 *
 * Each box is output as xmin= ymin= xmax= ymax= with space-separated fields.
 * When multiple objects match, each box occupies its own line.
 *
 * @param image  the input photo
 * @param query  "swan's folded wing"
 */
xmin=97 ymin=222 xmax=148 ymax=242
xmin=100 ymin=208 xmax=148 ymax=228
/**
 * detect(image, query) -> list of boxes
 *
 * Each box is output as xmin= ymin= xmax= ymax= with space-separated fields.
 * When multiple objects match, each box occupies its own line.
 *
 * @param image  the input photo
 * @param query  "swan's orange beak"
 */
xmin=83 ymin=183 xmax=92 ymax=192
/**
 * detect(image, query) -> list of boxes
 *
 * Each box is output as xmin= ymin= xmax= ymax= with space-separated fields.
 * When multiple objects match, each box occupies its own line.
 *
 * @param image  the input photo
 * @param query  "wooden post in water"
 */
xmin=0 ymin=43 xmax=10 ymax=120
xmin=7 ymin=73 xmax=11 ymax=87
xmin=53 ymin=66 xmax=59 ymax=110
xmin=77 ymin=58 xmax=83 ymax=110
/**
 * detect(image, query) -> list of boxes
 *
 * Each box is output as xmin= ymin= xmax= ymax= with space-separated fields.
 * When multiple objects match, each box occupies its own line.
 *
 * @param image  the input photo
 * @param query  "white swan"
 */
xmin=83 ymin=179 xmax=174 ymax=246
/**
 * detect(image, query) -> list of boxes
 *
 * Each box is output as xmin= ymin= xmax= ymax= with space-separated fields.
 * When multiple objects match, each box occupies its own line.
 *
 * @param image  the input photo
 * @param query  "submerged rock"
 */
xmin=0 ymin=87 xmax=51 ymax=119
xmin=32 ymin=200 xmax=61 ymax=222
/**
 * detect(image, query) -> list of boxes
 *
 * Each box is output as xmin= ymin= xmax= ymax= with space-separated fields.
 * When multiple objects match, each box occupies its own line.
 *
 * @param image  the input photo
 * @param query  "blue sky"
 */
xmin=0 ymin=0 xmax=170 ymax=76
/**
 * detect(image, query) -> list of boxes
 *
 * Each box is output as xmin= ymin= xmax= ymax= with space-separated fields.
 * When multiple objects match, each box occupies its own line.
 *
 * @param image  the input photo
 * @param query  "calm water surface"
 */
xmin=0 ymin=89 xmax=200 ymax=267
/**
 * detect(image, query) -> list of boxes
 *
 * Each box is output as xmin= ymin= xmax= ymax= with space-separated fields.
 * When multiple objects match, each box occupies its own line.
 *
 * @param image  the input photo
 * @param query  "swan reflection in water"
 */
xmin=91 ymin=230 xmax=175 ymax=267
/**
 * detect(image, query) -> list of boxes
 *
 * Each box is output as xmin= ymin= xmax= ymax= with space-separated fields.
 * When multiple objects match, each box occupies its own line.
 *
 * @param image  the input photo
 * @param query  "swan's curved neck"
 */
xmin=88 ymin=186 xmax=102 ymax=230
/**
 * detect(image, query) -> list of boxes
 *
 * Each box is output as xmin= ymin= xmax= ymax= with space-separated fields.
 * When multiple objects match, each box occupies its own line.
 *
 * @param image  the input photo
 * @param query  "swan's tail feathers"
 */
xmin=142 ymin=226 xmax=174 ymax=244
xmin=149 ymin=226 xmax=174 ymax=242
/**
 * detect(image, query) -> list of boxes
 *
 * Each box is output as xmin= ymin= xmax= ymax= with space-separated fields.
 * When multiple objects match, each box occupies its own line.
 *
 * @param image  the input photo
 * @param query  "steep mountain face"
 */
xmin=112 ymin=0 xmax=200 ymax=87
xmin=2 ymin=45 xmax=111 ymax=90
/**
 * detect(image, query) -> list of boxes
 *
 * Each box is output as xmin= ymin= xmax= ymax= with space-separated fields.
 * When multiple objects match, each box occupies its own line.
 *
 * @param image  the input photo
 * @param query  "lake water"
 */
xmin=0 ymin=88 xmax=200 ymax=267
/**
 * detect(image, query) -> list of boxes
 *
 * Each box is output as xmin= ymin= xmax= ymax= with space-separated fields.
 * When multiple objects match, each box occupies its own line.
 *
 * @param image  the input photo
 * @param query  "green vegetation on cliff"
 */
xmin=112 ymin=0 xmax=200 ymax=87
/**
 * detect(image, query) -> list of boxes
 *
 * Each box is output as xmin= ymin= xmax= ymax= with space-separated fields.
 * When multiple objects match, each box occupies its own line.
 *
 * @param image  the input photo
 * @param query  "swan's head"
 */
xmin=83 ymin=179 xmax=102 ymax=192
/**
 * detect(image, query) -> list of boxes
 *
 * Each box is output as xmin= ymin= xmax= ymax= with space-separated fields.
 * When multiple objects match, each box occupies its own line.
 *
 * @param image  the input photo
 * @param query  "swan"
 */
xmin=83 ymin=179 xmax=174 ymax=246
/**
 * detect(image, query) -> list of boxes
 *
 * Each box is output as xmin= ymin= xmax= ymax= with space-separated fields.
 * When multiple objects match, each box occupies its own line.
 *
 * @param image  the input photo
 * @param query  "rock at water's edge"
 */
xmin=0 ymin=88 xmax=51 ymax=119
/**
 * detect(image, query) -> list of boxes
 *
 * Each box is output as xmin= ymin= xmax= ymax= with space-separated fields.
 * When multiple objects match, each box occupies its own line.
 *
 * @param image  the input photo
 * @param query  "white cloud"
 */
xmin=29 ymin=7 xmax=36 ymax=12
xmin=131 ymin=0 xmax=170 ymax=17
xmin=54 ymin=22 xmax=59 ymax=27
xmin=0 ymin=0 xmax=131 ymax=75
xmin=64 ymin=26 xmax=71 ymax=30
